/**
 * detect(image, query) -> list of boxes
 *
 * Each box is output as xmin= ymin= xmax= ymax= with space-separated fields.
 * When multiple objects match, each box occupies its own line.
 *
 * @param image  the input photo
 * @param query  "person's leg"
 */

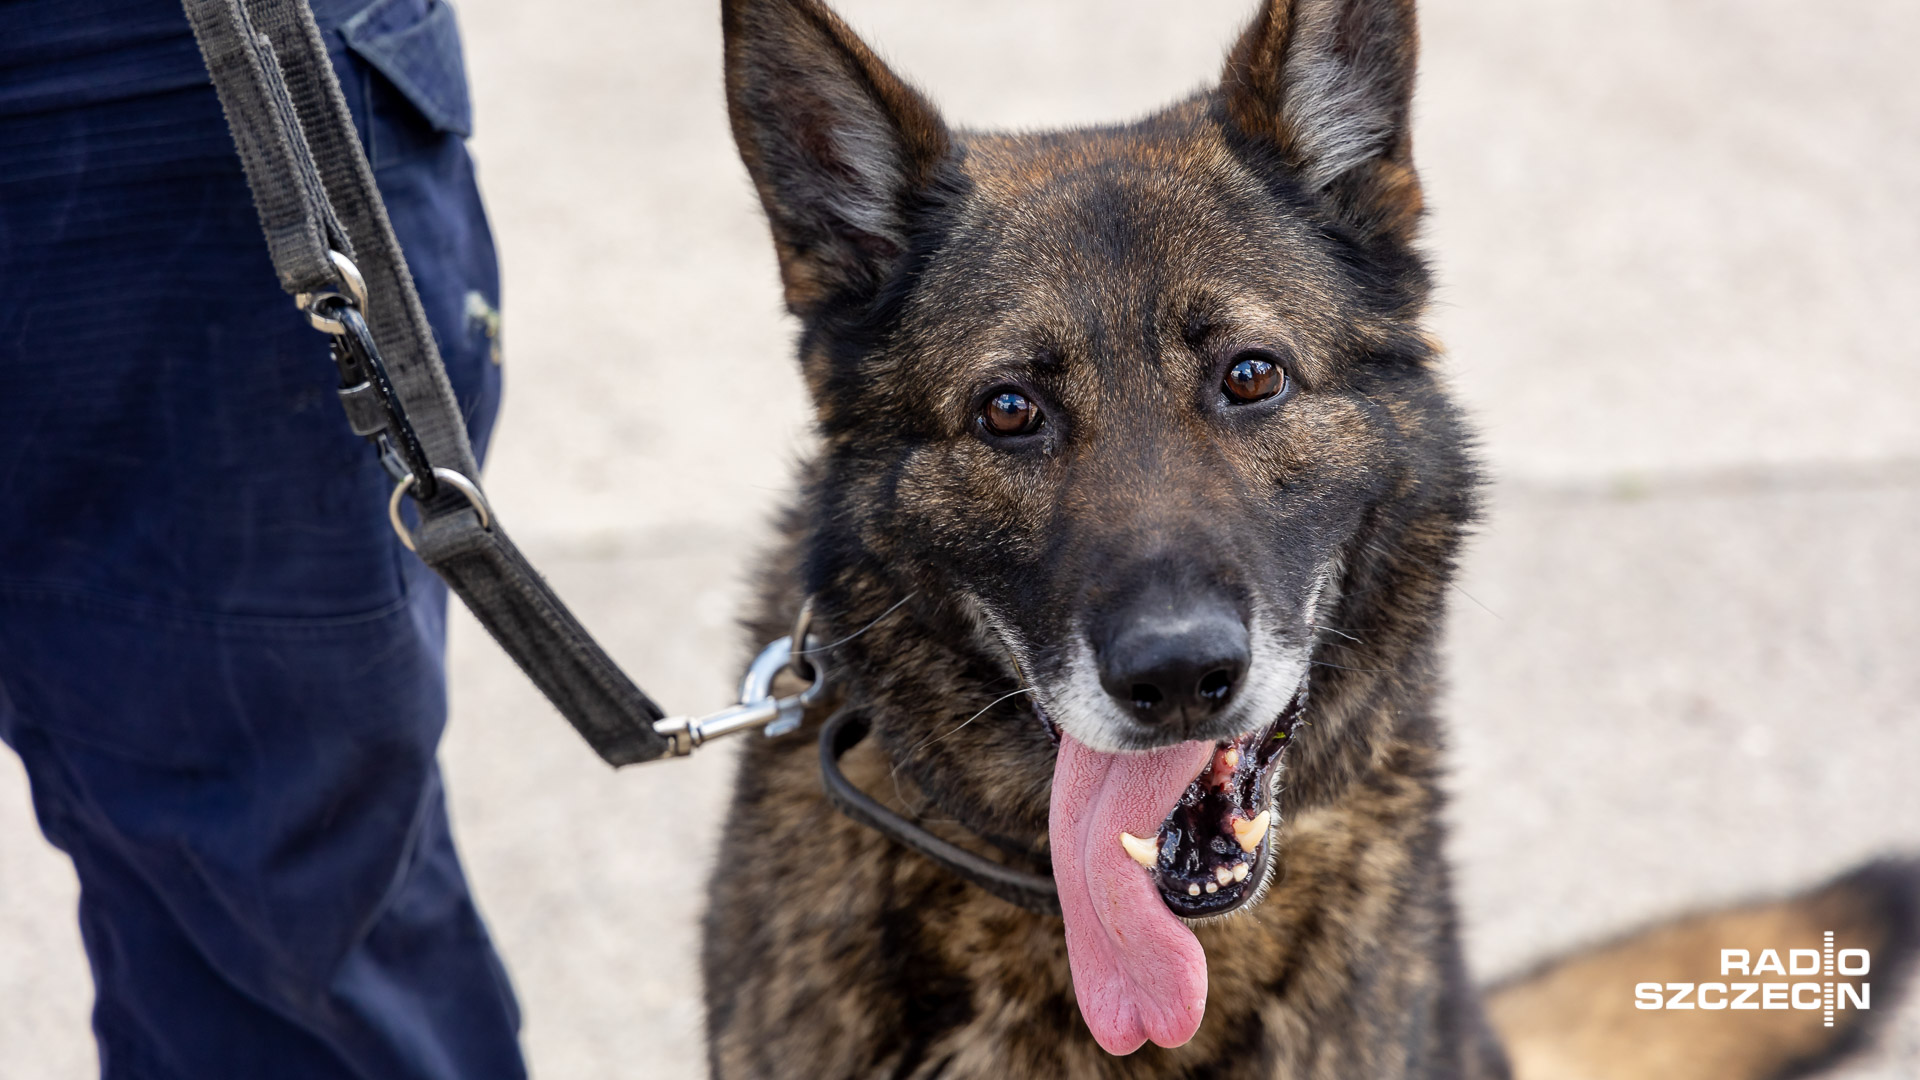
xmin=0 ymin=2 xmax=518 ymax=1075
xmin=1 ymin=622 xmax=520 ymax=1079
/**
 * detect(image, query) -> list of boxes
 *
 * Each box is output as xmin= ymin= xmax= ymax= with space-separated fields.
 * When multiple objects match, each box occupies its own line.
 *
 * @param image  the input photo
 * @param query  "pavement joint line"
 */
xmin=1493 ymin=458 xmax=1920 ymax=504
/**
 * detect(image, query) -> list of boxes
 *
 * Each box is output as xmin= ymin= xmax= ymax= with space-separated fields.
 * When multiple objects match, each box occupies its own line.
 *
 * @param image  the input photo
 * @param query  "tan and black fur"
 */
xmin=700 ymin=1 xmax=1919 ymax=1076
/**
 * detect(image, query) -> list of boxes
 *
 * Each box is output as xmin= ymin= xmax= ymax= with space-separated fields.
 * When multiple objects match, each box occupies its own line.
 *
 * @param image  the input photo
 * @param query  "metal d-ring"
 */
xmin=295 ymin=250 xmax=370 ymax=334
xmin=388 ymin=467 xmax=491 ymax=552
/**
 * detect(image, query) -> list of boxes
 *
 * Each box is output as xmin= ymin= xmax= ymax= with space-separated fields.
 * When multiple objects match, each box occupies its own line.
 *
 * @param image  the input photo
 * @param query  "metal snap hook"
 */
xmin=388 ymin=467 xmax=491 ymax=552
xmin=650 ymin=632 xmax=828 ymax=757
xmin=786 ymin=598 xmax=816 ymax=683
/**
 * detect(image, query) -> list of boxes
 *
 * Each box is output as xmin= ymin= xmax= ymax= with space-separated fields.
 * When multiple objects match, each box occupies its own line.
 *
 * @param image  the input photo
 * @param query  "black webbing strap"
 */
xmin=413 ymin=512 xmax=669 ymax=765
xmin=182 ymin=0 xmax=670 ymax=765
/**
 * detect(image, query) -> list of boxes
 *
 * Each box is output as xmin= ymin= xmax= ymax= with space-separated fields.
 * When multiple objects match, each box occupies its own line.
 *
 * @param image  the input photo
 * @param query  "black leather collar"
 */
xmin=818 ymin=709 xmax=1061 ymax=916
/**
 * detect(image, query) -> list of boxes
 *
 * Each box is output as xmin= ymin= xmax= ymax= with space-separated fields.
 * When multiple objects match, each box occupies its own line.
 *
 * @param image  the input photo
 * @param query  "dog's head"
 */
xmin=724 ymin=0 xmax=1471 ymax=1054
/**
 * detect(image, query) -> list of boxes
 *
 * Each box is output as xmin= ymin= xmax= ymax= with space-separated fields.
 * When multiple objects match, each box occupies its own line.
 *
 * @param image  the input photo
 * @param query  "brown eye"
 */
xmin=980 ymin=389 xmax=1042 ymax=437
xmin=1223 ymin=353 xmax=1285 ymax=404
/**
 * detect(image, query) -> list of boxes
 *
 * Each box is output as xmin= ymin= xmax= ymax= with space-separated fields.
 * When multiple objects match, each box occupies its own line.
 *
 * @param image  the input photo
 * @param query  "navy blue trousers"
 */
xmin=0 ymin=1 xmax=526 ymax=1076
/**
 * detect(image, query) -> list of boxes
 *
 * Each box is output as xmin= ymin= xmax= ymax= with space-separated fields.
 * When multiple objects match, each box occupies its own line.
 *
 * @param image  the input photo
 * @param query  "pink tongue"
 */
xmin=1050 ymin=732 xmax=1213 ymax=1055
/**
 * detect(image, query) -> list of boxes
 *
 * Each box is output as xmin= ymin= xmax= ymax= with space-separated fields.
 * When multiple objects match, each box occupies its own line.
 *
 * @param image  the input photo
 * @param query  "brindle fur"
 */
xmin=700 ymin=2 xmax=1916 ymax=1077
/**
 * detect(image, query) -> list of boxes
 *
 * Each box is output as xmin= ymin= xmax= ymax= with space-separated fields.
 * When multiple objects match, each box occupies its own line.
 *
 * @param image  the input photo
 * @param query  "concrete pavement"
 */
xmin=3 ymin=0 xmax=1916 ymax=1075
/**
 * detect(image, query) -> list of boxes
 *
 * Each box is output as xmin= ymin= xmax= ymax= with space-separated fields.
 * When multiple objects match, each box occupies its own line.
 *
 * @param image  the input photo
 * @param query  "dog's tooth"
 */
xmin=1222 ymin=748 xmax=1240 ymax=771
xmin=1214 ymin=867 xmax=1233 ymax=886
xmin=1233 ymin=863 xmax=1250 ymax=882
xmin=1118 ymin=832 xmax=1159 ymax=869
xmin=1231 ymin=810 xmax=1271 ymax=853
xmin=1187 ymin=883 xmax=1202 ymax=897
xmin=1205 ymin=882 xmax=1219 ymax=894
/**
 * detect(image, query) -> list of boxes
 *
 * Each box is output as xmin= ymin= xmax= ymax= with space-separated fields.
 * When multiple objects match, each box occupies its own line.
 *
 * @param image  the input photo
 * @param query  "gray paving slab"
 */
xmin=4 ymin=0 xmax=1917 ymax=1076
xmin=1446 ymin=474 xmax=1920 ymax=1080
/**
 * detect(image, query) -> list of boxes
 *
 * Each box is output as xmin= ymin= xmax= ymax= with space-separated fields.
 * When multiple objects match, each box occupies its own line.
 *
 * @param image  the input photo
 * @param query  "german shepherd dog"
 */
xmin=701 ymin=1 xmax=1919 ymax=1076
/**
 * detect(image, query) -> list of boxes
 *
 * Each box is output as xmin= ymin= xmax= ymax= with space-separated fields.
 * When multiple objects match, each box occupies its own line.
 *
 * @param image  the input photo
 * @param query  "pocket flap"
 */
xmin=341 ymin=0 xmax=473 ymax=137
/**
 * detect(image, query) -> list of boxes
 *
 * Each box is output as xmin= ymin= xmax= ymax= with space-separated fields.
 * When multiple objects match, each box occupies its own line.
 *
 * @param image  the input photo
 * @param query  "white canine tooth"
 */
xmin=1205 ymin=882 xmax=1219 ymax=894
xmin=1118 ymin=832 xmax=1159 ymax=869
xmin=1231 ymin=810 xmax=1271 ymax=854
xmin=1187 ymin=883 xmax=1202 ymax=897
xmin=1222 ymin=748 xmax=1240 ymax=771
xmin=1214 ymin=867 xmax=1232 ymax=886
xmin=1233 ymin=863 xmax=1250 ymax=882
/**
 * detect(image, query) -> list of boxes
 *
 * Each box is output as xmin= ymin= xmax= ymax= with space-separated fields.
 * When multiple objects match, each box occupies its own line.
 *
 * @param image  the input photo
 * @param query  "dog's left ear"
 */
xmin=1220 ymin=0 xmax=1423 ymax=244
xmin=722 ymin=0 xmax=953 ymax=316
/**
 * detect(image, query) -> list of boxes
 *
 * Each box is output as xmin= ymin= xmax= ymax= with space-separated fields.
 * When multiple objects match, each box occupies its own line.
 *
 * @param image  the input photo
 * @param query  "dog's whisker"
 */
xmin=890 ymin=687 xmax=1038 ymax=785
xmin=1367 ymin=537 xmax=1502 ymax=621
xmin=1309 ymin=660 xmax=1389 ymax=674
xmin=925 ymin=687 xmax=1037 ymax=750
xmin=798 ymin=592 xmax=918 ymax=656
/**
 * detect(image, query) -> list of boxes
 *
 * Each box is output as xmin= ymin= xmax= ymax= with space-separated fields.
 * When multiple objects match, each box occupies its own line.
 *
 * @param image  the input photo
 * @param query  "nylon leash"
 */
xmin=179 ymin=0 xmax=1062 ymax=910
xmin=181 ymin=0 xmax=673 ymax=764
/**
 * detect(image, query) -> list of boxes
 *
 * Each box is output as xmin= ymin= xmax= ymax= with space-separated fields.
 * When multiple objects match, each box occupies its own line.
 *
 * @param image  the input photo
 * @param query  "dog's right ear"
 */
xmin=722 ymin=0 xmax=952 ymax=315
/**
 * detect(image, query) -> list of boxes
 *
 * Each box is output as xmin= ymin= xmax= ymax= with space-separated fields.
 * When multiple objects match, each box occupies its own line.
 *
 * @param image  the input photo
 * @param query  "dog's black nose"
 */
xmin=1096 ymin=596 xmax=1250 ymax=729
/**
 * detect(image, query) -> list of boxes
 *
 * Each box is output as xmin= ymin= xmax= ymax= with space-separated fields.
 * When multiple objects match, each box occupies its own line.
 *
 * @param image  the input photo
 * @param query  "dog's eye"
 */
xmin=980 ymin=389 xmax=1042 ymax=437
xmin=1222 ymin=353 xmax=1286 ymax=405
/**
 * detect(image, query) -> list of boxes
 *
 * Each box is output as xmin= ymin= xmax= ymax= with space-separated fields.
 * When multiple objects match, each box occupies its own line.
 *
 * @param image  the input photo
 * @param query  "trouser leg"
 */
xmin=0 ymin=1 xmax=522 ymax=1074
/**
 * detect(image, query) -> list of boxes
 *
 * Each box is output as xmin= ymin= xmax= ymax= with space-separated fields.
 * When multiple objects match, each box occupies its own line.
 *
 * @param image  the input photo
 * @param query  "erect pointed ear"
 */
xmin=722 ymin=0 xmax=953 ymax=314
xmin=1220 ymin=0 xmax=1423 ymax=243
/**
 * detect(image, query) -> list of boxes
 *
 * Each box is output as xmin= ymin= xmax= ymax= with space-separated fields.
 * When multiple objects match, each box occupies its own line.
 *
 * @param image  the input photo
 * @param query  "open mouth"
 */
xmin=1039 ymin=692 xmax=1302 ymax=919
xmin=1044 ymin=687 xmax=1306 ymax=1056
xmin=1133 ymin=708 xmax=1295 ymax=918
